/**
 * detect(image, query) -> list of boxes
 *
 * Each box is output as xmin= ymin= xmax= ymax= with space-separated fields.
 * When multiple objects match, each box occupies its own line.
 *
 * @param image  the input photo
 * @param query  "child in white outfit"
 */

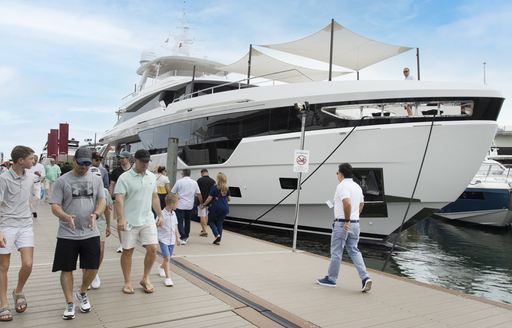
xmin=157 ymin=193 xmax=180 ymax=286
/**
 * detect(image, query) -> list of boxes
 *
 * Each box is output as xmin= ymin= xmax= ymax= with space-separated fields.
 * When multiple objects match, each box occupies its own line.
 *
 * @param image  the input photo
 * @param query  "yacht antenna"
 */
xmin=483 ymin=61 xmax=487 ymax=85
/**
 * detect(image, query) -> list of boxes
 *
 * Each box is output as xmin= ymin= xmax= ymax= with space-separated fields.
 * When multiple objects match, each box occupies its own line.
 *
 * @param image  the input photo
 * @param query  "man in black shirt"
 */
xmin=196 ymin=169 xmax=215 ymax=237
xmin=108 ymin=151 xmax=132 ymax=253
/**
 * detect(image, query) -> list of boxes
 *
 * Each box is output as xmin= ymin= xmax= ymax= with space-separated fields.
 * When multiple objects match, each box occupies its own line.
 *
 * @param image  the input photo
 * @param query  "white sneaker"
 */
xmin=180 ymin=239 xmax=187 ymax=245
xmin=91 ymin=274 xmax=101 ymax=289
xmin=74 ymin=291 xmax=91 ymax=313
xmin=164 ymin=278 xmax=174 ymax=287
xmin=159 ymin=267 xmax=165 ymax=278
xmin=62 ymin=302 xmax=75 ymax=320
xmin=116 ymin=245 xmax=123 ymax=253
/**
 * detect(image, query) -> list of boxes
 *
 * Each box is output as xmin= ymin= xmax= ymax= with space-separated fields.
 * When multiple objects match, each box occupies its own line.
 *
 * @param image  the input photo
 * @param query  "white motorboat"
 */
xmin=100 ymin=21 xmax=504 ymax=241
xmin=436 ymin=160 xmax=512 ymax=227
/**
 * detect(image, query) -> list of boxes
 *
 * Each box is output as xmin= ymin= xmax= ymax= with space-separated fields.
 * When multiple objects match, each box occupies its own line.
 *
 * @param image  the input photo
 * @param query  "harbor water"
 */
xmin=224 ymin=217 xmax=512 ymax=305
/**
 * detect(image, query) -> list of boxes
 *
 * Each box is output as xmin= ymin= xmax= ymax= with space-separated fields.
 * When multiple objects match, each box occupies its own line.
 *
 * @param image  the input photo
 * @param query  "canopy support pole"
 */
xmin=357 ymin=71 xmax=360 ymax=80
xmin=247 ymin=44 xmax=253 ymax=85
xmin=328 ymin=18 xmax=334 ymax=81
xmin=416 ymin=48 xmax=421 ymax=80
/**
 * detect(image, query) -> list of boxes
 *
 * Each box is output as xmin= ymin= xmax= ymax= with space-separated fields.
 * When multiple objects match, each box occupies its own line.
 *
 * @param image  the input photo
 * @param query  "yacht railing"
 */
xmin=171 ymin=69 xmax=312 ymax=104
xmin=473 ymin=163 xmax=512 ymax=184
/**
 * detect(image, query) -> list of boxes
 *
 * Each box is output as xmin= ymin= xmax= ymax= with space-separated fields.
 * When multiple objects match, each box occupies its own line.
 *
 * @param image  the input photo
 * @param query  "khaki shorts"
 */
xmin=198 ymin=206 xmax=208 ymax=217
xmin=120 ymin=222 xmax=158 ymax=249
xmin=97 ymin=218 xmax=107 ymax=242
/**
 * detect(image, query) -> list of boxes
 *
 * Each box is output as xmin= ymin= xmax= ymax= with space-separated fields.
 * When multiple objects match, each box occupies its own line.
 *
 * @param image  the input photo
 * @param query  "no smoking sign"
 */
xmin=293 ymin=150 xmax=310 ymax=173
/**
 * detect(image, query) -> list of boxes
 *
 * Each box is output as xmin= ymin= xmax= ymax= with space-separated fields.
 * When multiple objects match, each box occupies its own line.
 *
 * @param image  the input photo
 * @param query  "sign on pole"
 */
xmin=293 ymin=149 xmax=310 ymax=173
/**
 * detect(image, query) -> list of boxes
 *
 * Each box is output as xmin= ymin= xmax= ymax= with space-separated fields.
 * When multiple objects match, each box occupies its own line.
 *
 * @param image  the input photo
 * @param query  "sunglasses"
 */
xmin=76 ymin=160 xmax=92 ymax=167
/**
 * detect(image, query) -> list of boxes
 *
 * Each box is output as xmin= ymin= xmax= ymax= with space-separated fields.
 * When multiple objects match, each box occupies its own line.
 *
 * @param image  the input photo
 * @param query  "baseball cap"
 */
xmin=118 ymin=150 xmax=132 ymax=158
xmin=134 ymin=149 xmax=151 ymax=163
xmin=75 ymin=147 xmax=93 ymax=164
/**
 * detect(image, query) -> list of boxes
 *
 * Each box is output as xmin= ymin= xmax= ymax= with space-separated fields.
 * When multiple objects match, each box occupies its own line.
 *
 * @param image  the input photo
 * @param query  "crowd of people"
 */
xmin=0 ymin=145 xmax=232 ymax=321
xmin=1 ymin=144 xmax=374 ymax=324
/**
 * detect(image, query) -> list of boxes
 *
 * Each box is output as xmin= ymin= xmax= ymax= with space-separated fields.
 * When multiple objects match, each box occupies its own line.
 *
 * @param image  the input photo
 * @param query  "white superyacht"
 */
xmin=100 ymin=21 xmax=504 ymax=241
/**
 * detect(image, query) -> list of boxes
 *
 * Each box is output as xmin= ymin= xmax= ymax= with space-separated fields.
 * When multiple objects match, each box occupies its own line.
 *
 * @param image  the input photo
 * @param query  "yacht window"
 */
xmin=320 ymin=100 xmax=474 ymax=119
xmin=353 ymin=168 xmax=387 ymax=217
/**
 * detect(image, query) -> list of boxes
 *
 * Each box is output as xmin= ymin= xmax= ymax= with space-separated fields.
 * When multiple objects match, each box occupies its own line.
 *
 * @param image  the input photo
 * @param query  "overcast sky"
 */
xmin=1 ymin=0 xmax=511 ymax=158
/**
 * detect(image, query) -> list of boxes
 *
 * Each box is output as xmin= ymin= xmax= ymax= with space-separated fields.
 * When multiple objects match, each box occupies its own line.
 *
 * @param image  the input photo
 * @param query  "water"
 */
xmin=224 ymin=217 xmax=512 ymax=305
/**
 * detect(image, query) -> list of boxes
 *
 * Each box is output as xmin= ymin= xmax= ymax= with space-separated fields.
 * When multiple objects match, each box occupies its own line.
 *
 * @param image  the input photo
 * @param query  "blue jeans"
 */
xmin=175 ymin=209 xmax=192 ymax=240
xmin=208 ymin=211 xmax=226 ymax=238
xmin=327 ymin=221 xmax=369 ymax=282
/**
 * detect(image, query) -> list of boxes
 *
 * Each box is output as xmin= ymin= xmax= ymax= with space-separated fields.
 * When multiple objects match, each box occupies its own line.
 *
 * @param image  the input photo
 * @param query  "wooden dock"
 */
xmin=5 ymin=204 xmax=512 ymax=327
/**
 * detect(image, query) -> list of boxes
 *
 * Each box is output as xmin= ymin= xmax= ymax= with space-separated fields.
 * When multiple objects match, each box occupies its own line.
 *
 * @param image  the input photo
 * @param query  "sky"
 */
xmin=0 ymin=0 xmax=511 ymax=160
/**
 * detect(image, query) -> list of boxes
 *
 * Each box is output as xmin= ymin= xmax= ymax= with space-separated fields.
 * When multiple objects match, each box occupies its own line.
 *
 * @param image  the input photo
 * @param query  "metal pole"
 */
xmin=167 ymin=138 xmax=179 ymax=188
xmin=292 ymin=106 xmax=307 ymax=252
xmin=94 ymin=133 xmax=97 ymax=148
xmin=356 ymin=71 xmax=359 ymax=80
xmin=247 ymin=44 xmax=253 ymax=85
xmin=328 ymin=19 xmax=334 ymax=81
xmin=192 ymin=65 xmax=196 ymax=82
xmin=416 ymin=48 xmax=421 ymax=80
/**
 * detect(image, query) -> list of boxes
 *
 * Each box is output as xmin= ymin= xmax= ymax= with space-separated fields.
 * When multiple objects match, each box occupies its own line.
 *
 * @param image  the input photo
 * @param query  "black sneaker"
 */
xmin=213 ymin=236 xmax=221 ymax=245
xmin=362 ymin=277 xmax=372 ymax=292
xmin=32 ymin=212 xmax=37 ymax=218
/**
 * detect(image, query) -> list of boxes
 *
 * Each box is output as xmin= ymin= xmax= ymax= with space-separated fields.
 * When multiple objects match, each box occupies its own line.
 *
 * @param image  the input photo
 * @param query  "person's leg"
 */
xmin=162 ymin=256 xmax=170 ymax=278
xmin=217 ymin=214 xmax=226 ymax=238
xmin=60 ymin=272 xmax=74 ymax=303
xmin=142 ymin=244 xmax=157 ymax=282
xmin=121 ymin=248 xmax=134 ymax=291
xmin=175 ymin=209 xmax=186 ymax=240
xmin=345 ymin=225 xmax=370 ymax=281
xmin=99 ymin=241 xmax=105 ymax=268
xmin=184 ymin=210 xmax=192 ymax=240
xmin=200 ymin=215 xmax=208 ymax=234
xmin=159 ymin=193 xmax=166 ymax=210
xmin=0 ymin=254 xmax=11 ymax=310
xmin=327 ymin=222 xmax=348 ymax=282
xmin=208 ymin=212 xmax=219 ymax=237
xmin=14 ymin=247 xmax=33 ymax=307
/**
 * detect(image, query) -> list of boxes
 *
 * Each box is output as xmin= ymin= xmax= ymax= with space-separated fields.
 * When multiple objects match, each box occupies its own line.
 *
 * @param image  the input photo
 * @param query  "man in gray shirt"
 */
xmin=49 ymin=147 xmax=105 ymax=320
xmin=0 ymin=146 xmax=35 ymax=321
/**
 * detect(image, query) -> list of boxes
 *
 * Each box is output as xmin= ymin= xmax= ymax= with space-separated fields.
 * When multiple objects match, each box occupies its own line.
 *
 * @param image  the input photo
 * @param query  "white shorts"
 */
xmin=120 ymin=222 xmax=158 ymax=249
xmin=198 ymin=206 xmax=208 ymax=217
xmin=0 ymin=225 xmax=34 ymax=254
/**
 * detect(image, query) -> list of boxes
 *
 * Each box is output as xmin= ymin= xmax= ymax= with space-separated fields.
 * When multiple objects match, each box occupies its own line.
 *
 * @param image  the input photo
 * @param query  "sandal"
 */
xmin=122 ymin=286 xmax=135 ymax=294
xmin=0 ymin=307 xmax=12 ymax=322
xmin=12 ymin=289 xmax=27 ymax=313
xmin=139 ymin=280 xmax=154 ymax=294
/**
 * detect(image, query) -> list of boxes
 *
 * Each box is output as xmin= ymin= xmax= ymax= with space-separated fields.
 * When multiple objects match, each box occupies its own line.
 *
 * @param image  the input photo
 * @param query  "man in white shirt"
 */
xmin=403 ymin=67 xmax=415 ymax=80
xmin=27 ymin=155 xmax=45 ymax=218
xmin=316 ymin=163 xmax=372 ymax=292
xmin=171 ymin=169 xmax=202 ymax=244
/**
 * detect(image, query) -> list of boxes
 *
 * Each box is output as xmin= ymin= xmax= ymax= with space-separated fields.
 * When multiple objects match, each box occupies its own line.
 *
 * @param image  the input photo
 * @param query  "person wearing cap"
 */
xmin=403 ymin=67 xmax=415 ymax=116
xmin=0 ymin=146 xmax=35 ymax=321
xmin=91 ymin=152 xmax=109 ymax=189
xmin=27 ymin=155 xmax=45 ymax=219
xmin=49 ymin=147 xmax=106 ymax=320
xmin=114 ymin=149 xmax=163 ymax=295
xmin=109 ymin=150 xmax=132 ymax=253
xmin=45 ymin=157 xmax=61 ymax=201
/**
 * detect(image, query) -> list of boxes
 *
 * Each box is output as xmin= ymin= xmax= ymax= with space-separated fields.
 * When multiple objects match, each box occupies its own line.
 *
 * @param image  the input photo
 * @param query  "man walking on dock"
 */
xmin=49 ymin=147 xmax=106 ymax=320
xmin=317 ymin=163 xmax=372 ymax=292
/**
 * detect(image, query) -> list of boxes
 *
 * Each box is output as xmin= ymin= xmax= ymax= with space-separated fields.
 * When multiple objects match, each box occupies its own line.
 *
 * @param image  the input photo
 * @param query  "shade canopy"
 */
xmin=219 ymin=48 xmax=349 ymax=83
xmin=261 ymin=20 xmax=413 ymax=71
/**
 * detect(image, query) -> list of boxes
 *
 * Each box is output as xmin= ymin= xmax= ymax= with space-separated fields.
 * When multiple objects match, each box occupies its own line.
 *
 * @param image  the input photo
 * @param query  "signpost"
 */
xmin=292 ymin=102 xmax=309 ymax=252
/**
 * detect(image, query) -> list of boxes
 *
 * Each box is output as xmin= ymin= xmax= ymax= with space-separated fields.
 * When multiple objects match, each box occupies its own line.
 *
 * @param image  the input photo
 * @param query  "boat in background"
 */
xmin=436 ymin=160 xmax=512 ymax=227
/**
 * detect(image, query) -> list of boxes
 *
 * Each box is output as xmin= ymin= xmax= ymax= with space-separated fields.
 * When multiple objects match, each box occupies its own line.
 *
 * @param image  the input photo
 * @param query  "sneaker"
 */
xmin=116 ymin=245 xmax=123 ymax=253
xmin=213 ymin=236 xmax=221 ymax=245
xmin=91 ymin=274 xmax=101 ymax=289
xmin=362 ymin=277 xmax=372 ymax=292
xmin=199 ymin=231 xmax=208 ymax=237
xmin=180 ymin=239 xmax=187 ymax=245
xmin=32 ymin=212 xmax=37 ymax=218
xmin=74 ymin=291 xmax=91 ymax=313
xmin=159 ymin=267 xmax=165 ymax=278
xmin=316 ymin=276 xmax=336 ymax=287
xmin=62 ymin=302 xmax=75 ymax=320
xmin=164 ymin=278 xmax=174 ymax=287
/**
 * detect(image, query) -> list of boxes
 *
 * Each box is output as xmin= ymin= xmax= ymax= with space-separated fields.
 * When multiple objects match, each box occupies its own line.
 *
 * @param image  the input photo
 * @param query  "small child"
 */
xmin=157 ymin=193 xmax=180 ymax=286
